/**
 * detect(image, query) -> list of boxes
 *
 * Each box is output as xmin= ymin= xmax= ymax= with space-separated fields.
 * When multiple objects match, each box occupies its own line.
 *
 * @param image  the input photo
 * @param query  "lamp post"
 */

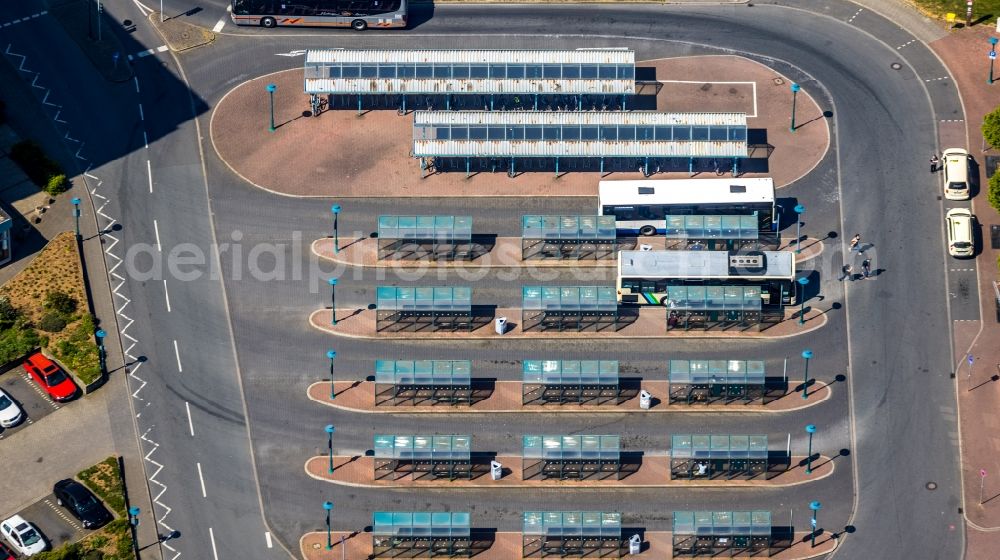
xmin=801 ymin=350 xmax=813 ymax=399
xmin=805 ymin=424 xmax=817 ymax=473
xmin=331 ymin=204 xmax=341 ymax=254
xmin=96 ymin=329 xmax=107 ymax=373
xmin=793 ymin=204 xmax=805 ymax=253
xmin=71 ymin=197 xmax=81 ymax=238
xmin=328 ymin=278 xmax=338 ymax=325
xmin=266 ymin=83 xmax=277 ymax=132
xmin=323 ymin=501 xmax=334 ymax=549
xmin=325 ymin=424 xmax=335 ymax=474
xmin=790 ymin=83 xmax=801 ymax=132
xmin=808 ymin=501 xmax=822 ymax=547
xmin=327 ymin=350 xmax=337 ymax=399
xmin=989 ymin=37 xmax=998 ymax=85
xmin=797 ymin=277 xmax=809 ymax=325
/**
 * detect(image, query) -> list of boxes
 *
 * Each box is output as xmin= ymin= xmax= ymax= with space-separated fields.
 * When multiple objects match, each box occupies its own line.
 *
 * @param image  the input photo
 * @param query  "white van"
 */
xmin=942 ymin=148 xmax=970 ymax=201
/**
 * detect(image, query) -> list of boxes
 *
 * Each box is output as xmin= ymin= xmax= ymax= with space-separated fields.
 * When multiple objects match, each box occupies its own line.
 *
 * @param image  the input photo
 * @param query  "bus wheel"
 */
xmin=639 ymin=225 xmax=656 ymax=237
xmin=352 ymin=19 xmax=367 ymax=30
xmin=261 ymin=17 xmax=277 ymax=28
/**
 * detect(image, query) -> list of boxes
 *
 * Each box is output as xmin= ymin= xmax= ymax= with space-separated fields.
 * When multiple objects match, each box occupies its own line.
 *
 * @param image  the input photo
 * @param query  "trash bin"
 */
xmin=639 ymin=390 xmax=652 ymax=410
xmin=629 ymin=534 xmax=642 ymax=554
xmin=495 ymin=317 xmax=507 ymax=335
xmin=491 ymin=461 xmax=502 ymax=480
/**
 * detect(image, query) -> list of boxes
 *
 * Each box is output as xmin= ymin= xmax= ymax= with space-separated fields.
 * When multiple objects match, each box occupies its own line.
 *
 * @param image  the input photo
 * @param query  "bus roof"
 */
xmin=598 ymin=178 xmax=774 ymax=207
xmin=618 ymin=250 xmax=794 ymax=279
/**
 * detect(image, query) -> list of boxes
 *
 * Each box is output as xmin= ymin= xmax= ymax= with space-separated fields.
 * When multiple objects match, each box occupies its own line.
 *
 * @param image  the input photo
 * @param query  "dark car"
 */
xmin=0 ymin=539 xmax=16 ymax=560
xmin=53 ymin=480 xmax=112 ymax=529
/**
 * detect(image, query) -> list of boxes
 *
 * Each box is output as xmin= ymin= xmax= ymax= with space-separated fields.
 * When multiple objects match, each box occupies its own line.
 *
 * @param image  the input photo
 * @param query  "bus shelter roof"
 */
xmin=372 ymin=511 xmax=471 ymax=537
xmin=664 ymin=215 xmax=759 ymax=240
xmin=523 ymin=435 xmax=621 ymax=460
xmin=412 ymin=111 xmax=748 ymax=158
xmin=376 ymin=286 xmax=472 ymax=312
xmin=668 ymin=359 xmax=766 ymax=385
xmin=304 ymin=48 xmax=635 ymax=95
xmin=377 ymin=216 xmax=472 ymax=242
xmin=522 ymin=215 xmax=617 ymax=241
xmin=373 ymin=435 xmax=472 ymax=461
xmin=672 ymin=511 xmax=772 ymax=536
xmin=523 ymin=511 xmax=622 ymax=537
xmin=670 ymin=435 xmax=769 ymax=459
xmin=662 ymin=286 xmax=763 ymax=312
xmin=522 ymin=286 xmax=617 ymax=311
xmin=523 ymin=360 xmax=619 ymax=385
xmin=375 ymin=360 xmax=472 ymax=386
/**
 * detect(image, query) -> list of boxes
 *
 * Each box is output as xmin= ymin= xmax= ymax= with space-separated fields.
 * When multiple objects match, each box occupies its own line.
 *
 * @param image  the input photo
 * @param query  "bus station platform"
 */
xmin=211 ymin=55 xmax=830 ymax=198
xmin=306 ymin=380 xmax=834 ymax=414
xmin=299 ymin=530 xmax=839 ymax=560
xmin=303 ymin=454 xmax=834 ymax=489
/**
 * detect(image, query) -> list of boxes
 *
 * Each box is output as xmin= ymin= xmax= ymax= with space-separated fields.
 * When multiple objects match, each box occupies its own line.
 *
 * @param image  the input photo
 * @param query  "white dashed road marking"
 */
xmin=163 ymin=279 xmax=172 ymax=312
xmin=147 ymin=159 xmax=153 ymax=193
xmin=153 ymin=218 xmax=161 ymax=251
xmin=197 ymin=462 xmax=207 ymax=498
xmin=847 ymin=8 xmax=862 ymax=23
xmin=209 ymin=527 xmax=220 ymax=560
xmin=265 ymin=532 xmax=273 ymax=548
xmin=212 ymin=16 xmax=227 ymax=32
xmin=173 ymin=340 xmax=183 ymax=372
xmin=186 ymin=401 xmax=194 ymax=436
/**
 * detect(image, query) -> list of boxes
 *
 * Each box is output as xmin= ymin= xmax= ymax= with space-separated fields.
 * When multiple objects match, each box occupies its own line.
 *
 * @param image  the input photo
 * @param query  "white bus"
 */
xmin=231 ymin=0 xmax=407 ymax=30
xmin=598 ymin=178 xmax=776 ymax=237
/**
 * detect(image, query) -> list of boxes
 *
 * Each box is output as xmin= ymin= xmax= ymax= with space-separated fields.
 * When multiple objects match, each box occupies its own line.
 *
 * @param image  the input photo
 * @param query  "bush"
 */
xmin=989 ymin=169 xmax=1000 ymax=214
xmin=45 ymin=173 xmax=69 ymax=195
xmin=78 ymin=457 xmax=126 ymax=516
xmin=984 ymin=106 xmax=1000 ymax=151
xmin=45 ymin=291 xmax=78 ymax=315
xmin=0 ymin=319 xmax=41 ymax=364
xmin=38 ymin=312 xmax=68 ymax=333
xmin=51 ymin=314 xmax=101 ymax=384
xmin=8 ymin=140 xmax=64 ymax=190
xmin=32 ymin=543 xmax=82 ymax=560
xmin=0 ymin=297 xmax=19 ymax=330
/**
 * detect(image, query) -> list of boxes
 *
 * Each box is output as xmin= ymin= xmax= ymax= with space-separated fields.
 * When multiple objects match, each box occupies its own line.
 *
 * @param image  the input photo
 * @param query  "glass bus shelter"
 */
xmin=670 ymin=435 xmax=781 ymax=480
xmin=374 ymin=360 xmax=480 ymax=406
xmin=666 ymin=285 xmax=780 ymax=332
xmin=521 ymin=216 xmax=626 ymax=260
xmin=522 ymin=435 xmax=627 ymax=480
xmin=672 ymin=511 xmax=790 ymax=557
xmin=373 ymin=511 xmax=482 ymax=558
xmin=522 ymin=360 xmax=626 ymax=405
xmin=377 ymin=216 xmax=477 ymax=261
xmin=374 ymin=435 xmax=477 ymax=481
xmin=522 ymin=511 xmax=624 ymax=558
xmin=663 ymin=215 xmax=775 ymax=251
xmin=667 ymin=359 xmax=784 ymax=405
xmin=376 ymin=286 xmax=478 ymax=332
xmin=522 ymin=286 xmax=626 ymax=332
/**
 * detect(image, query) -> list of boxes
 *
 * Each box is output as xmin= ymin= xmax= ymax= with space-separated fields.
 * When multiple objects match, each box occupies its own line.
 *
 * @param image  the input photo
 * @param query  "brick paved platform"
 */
xmin=300 ymin=530 xmax=839 ymax=559
xmin=304 ymin=454 xmax=835 ymax=488
xmin=211 ymin=56 xmax=830 ymax=198
xmin=307 ymin=380 xmax=834 ymax=414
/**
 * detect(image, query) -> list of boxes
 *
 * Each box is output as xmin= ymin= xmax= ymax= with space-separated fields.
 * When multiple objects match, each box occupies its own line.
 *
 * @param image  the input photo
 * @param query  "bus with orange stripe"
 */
xmin=231 ymin=0 xmax=407 ymax=30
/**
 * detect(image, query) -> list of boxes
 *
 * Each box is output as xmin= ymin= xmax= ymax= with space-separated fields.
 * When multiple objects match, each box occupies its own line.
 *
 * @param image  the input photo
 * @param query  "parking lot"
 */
xmin=5 ymin=493 xmax=96 ymax=551
xmin=0 ymin=367 xmax=61 ymax=440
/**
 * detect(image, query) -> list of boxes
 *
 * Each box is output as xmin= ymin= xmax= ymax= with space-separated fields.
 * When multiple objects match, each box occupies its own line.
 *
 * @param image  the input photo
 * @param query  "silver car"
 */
xmin=0 ymin=387 xmax=24 ymax=428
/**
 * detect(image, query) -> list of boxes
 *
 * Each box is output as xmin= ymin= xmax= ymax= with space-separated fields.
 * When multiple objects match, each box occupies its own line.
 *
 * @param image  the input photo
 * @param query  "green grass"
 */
xmin=77 ymin=457 xmax=126 ymax=517
xmin=910 ymin=0 xmax=1000 ymax=21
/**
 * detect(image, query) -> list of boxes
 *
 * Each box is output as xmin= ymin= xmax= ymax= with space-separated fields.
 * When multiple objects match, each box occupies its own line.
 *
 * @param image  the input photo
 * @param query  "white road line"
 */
xmin=147 ymin=159 xmax=153 ymax=193
xmin=153 ymin=219 xmax=161 ymax=251
xmin=138 ymin=103 xmax=144 ymax=121
xmin=212 ymin=16 xmax=227 ymax=32
xmin=157 ymin=45 xmax=169 ymax=53
xmin=209 ymin=527 xmax=219 ymax=560
xmin=133 ymin=0 xmax=152 ymax=16
xmin=173 ymin=340 xmax=183 ymax=372
xmin=197 ymin=462 xmax=207 ymax=498
xmin=186 ymin=401 xmax=194 ymax=436
xmin=265 ymin=532 xmax=273 ymax=548
xmin=163 ymin=279 xmax=172 ymax=312
xmin=143 ymin=130 xmax=148 ymax=149
xmin=134 ymin=76 xmax=140 ymax=93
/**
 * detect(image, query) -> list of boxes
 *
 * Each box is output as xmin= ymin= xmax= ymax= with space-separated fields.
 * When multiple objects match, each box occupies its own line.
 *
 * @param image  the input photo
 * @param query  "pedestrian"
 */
xmin=930 ymin=154 xmax=940 ymax=173
xmin=839 ymin=264 xmax=853 ymax=281
xmin=862 ymin=259 xmax=872 ymax=279
xmin=849 ymin=234 xmax=861 ymax=252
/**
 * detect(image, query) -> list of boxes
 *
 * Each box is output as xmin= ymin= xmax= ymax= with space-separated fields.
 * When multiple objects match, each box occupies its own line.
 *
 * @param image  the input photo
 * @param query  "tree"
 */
xmin=985 ymin=106 xmax=1000 ymax=151
xmin=989 ymin=169 xmax=1000 ymax=214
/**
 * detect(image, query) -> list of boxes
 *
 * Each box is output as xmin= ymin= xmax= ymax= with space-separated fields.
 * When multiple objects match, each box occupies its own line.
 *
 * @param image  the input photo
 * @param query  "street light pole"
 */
xmin=96 ymin=329 xmax=107 ymax=373
xmin=327 ymin=350 xmax=337 ymax=399
xmin=793 ymin=204 xmax=805 ymax=254
xmin=805 ymin=424 xmax=817 ymax=473
xmin=266 ymin=83 xmax=277 ymax=132
xmin=328 ymin=278 xmax=338 ymax=325
xmin=326 ymin=424 xmax=335 ymax=474
xmin=323 ymin=501 xmax=334 ymax=549
xmin=796 ymin=277 xmax=809 ymax=325
xmin=989 ymin=37 xmax=998 ymax=84
xmin=809 ymin=501 xmax=822 ymax=547
xmin=801 ymin=350 xmax=813 ymax=399
xmin=129 ymin=506 xmax=140 ymax=526
xmin=790 ymin=83 xmax=800 ymax=132
xmin=71 ymin=197 xmax=82 ymax=239
xmin=331 ymin=204 xmax=341 ymax=254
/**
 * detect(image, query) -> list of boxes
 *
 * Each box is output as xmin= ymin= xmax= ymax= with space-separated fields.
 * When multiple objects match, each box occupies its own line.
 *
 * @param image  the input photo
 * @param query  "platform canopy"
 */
xmin=376 ymin=286 xmax=472 ymax=312
xmin=305 ymin=48 xmax=635 ymax=95
xmin=668 ymin=359 xmax=766 ymax=386
xmin=413 ymin=111 xmax=748 ymax=158
xmin=670 ymin=435 xmax=768 ymax=460
xmin=664 ymin=215 xmax=759 ymax=240
xmin=523 ymin=360 xmax=619 ymax=385
xmin=375 ymin=360 xmax=472 ymax=386
xmin=662 ymin=286 xmax=763 ymax=312
xmin=672 ymin=511 xmax=772 ymax=536
xmin=522 ymin=215 xmax=617 ymax=241
xmin=523 ymin=435 xmax=620 ymax=460
xmin=522 ymin=286 xmax=617 ymax=312
xmin=378 ymin=216 xmax=473 ymax=243
xmin=523 ymin=511 xmax=622 ymax=537
xmin=373 ymin=511 xmax=471 ymax=537
xmin=374 ymin=435 xmax=472 ymax=462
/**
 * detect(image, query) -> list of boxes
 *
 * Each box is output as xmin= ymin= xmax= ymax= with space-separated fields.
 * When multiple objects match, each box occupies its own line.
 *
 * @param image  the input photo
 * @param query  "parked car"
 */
xmin=0 ymin=387 xmax=24 ymax=428
xmin=53 ymin=479 xmax=112 ymax=529
xmin=0 ymin=539 xmax=17 ymax=560
xmin=946 ymin=208 xmax=975 ymax=258
xmin=0 ymin=515 xmax=46 ymax=556
xmin=942 ymin=148 xmax=970 ymax=201
xmin=24 ymin=353 xmax=76 ymax=402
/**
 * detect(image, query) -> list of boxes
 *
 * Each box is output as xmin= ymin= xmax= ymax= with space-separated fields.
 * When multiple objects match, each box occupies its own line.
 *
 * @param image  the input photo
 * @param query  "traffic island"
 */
xmin=307 ymin=380 xmax=834 ymax=414
xmin=211 ymin=55 xmax=829 ymax=198
xmin=308 ymin=306 xmax=829 ymax=340
xmin=148 ymin=12 xmax=215 ymax=52
xmin=299 ymin=530 xmax=839 ymax=559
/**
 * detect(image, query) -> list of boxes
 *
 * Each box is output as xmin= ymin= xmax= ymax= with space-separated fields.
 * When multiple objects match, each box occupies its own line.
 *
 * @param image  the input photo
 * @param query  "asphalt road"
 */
xmin=2 ymin=0 xmax=970 ymax=559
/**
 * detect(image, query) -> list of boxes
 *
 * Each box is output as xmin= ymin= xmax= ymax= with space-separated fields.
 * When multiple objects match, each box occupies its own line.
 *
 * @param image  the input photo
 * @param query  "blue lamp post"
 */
xmin=325 ymin=424 xmax=335 ymax=474
xmin=805 ymin=424 xmax=817 ymax=473
xmin=790 ymin=83 xmax=801 ymax=131
xmin=323 ymin=501 xmax=334 ymax=549
xmin=989 ymin=37 xmax=998 ymax=85
xmin=266 ymin=83 xmax=277 ymax=132
xmin=809 ymin=501 xmax=822 ymax=547
xmin=71 ymin=197 xmax=81 ymax=238
xmin=801 ymin=350 xmax=813 ymax=399
xmin=327 ymin=350 xmax=337 ymax=400
xmin=96 ymin=329 xmax=107 ymax=373
xmin=331 ymin=204 xmax=341 ymax=254
xmin=128 ymin=506 xmax=140 ymax=527
xmin=328 ymin=278 xmax=338 ymax=325
xmin=796 ymin=277 xmax=809 ymax=325
xmin=793 ymin=204 xmax=805 ymax=253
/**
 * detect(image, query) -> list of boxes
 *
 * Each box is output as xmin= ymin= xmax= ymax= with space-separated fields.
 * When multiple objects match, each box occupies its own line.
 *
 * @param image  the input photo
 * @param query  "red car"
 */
xmin=24 ymin=353 xmax=77 ymax=402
